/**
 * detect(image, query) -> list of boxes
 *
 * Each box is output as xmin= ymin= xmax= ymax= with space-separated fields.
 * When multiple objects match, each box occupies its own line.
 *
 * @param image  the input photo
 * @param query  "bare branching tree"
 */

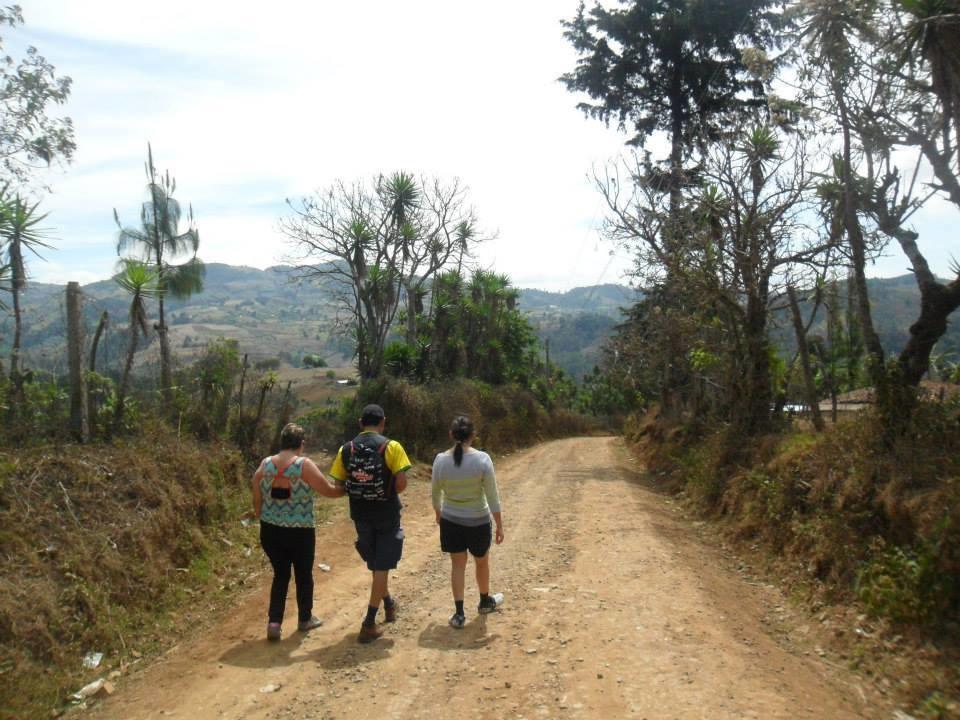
xmin=595 ymin=127 xmax=833 ymax=432
xmin=280 ymin=173 xmax=485 ymax=379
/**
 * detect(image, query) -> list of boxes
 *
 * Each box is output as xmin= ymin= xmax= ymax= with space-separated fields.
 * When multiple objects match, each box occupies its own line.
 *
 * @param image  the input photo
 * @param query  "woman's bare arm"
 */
xmin=302 ymin=458 xmax=345 ymax=498
xmin=251 ymin=461 xmax=264 ymax=519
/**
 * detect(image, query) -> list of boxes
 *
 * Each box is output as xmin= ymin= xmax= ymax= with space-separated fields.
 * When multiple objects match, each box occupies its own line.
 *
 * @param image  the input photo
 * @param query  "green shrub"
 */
xmin=857 ymin=530 xmax=955 ymax=625
xmin=383 ymin=342 xmax=417 ymax=378
xmin=302 ymin=353 xmax=327 ymax=369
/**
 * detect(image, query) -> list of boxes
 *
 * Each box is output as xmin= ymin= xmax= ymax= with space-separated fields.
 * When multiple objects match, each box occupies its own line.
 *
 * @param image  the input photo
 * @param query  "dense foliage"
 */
xmin=566 ymin=0 xmax=960 ymax=433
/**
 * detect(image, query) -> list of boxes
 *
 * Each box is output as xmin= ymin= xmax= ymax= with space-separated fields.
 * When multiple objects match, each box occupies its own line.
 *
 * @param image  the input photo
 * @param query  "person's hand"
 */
xmin=495 ymin=525 xmax=504 ymax=545
xmin=435 ymin=509 xmax=441 ymax=526
xmin=243 ymin=508 xmax=256 ymax=520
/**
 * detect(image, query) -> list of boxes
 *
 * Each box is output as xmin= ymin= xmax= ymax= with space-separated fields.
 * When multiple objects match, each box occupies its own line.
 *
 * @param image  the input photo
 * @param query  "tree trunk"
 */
xmin=270 ymin=381 xmax=294 ymax=453
xmin=837 ymin=90 xmax=885 ymax=384
xmin=89 ymin=311 xmax=108 ymax=372
xmin=8 ymin=239 xmax=25 ymax=409
xmin=87 ymin=310 xmax=109 ymax=435
xmin=114 ymin=327 xmax=140 ymax=432
xmin=656 ymin=84 xmax=687 ymax=420
xmin=898 ymin=277 xmax=960 ymax=385
xmin=66 ymin=282 xmax=90 ymax=443
xmin=404 ymin=280 xmax=417 ymax=345
xmin=234 ymin=353 xmax=248 ymax=430
xmin=157 ymin=295 xmax=173 ymax=407
xmin=871 ymin=215 xmax=960 ymax=386
xmin=787 ymin=285 xmax=825 ymax=432
xmin=6 ymin=253 xmax=25 ymax=427
xmin=254 ymin=383 xmax=272 ymax=430
xmin=740 ymin=292 xmax=772 ymax=435
xmin=9 ymin=280 xmax=21 ymax=383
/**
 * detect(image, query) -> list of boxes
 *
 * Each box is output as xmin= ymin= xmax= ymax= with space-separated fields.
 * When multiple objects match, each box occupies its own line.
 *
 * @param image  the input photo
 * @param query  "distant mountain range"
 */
xmin=0 ymin=264 xmax=636 ymax=380
xmin=1 ymin=264 xmax=956 ymax=383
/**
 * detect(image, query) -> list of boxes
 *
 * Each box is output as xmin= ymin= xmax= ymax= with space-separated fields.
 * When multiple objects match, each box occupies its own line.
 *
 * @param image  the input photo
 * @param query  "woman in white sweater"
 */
xmin=431 ymin=415 xmax=504 ymax=628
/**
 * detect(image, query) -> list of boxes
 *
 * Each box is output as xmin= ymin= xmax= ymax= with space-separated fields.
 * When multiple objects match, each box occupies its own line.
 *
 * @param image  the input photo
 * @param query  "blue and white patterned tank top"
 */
xmin=259 ymin=456 xmax=314 ymax=528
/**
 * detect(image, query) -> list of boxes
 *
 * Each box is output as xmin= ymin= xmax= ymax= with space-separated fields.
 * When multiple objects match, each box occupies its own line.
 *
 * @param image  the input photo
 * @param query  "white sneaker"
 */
xmin=478 ymin=592 xmax=504 ymax=614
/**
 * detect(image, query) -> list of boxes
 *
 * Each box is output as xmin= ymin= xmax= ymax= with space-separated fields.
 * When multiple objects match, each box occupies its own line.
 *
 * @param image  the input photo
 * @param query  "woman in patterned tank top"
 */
xmin=252 ymin=423 xmax=340 ymax=641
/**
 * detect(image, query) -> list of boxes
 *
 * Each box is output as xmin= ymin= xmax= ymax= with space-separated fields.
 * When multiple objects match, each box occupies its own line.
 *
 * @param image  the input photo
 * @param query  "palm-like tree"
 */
xmin=897 ymin=0 xmax=960 ymax=161
xmin=113 ymin=259 xmax=160 ymax=431
xmin=454 ymin=221 xmax=474 ymax=275
xmin=0 ymin=190 xmax=51 ymax=389
xmin=115 ymin=145 xmax=203 ymax=408
xmin=382 ymin=171 xmax=419 ymax=231
xmin=381 ymin=172 xmax=423 ymax=344
xmin=457 ymin=270 xmax=522 ymax=383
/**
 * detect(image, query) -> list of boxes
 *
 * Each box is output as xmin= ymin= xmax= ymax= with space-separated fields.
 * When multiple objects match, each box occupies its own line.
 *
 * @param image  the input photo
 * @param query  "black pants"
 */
xmin=259 ymin=522 xmax=315 ymax=623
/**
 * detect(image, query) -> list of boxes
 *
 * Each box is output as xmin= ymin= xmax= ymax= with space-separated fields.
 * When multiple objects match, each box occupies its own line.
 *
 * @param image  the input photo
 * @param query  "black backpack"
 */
xmin=341 ymin=434 xmax=394 ymax=502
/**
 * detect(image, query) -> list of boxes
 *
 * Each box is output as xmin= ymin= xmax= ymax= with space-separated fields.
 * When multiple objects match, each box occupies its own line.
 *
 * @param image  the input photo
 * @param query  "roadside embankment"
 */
xmin=628 ymin=403 xmax=960 ymax=717
xmin=0 ymin=431 xmax=270 ymax=719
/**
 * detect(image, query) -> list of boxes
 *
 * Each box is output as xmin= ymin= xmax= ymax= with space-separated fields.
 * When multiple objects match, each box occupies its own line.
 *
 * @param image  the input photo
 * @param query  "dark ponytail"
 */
xmin=451 ymin=415 xmax=474 ymax=467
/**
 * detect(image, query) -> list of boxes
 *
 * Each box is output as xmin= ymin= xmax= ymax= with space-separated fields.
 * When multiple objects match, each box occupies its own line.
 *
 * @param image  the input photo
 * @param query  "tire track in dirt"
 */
xmin=90 ymin=437 xmax=882 ymax=720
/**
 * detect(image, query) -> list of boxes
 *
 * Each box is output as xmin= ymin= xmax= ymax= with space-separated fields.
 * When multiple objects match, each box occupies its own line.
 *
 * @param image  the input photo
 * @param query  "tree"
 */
xmin=800 ymin=0 xmax=960 ymax=391
xmin=866 ymin=1 xmax=960 ymax=387
xmin=281 ymin=173 xmax=483 ymax=379
xmin=787 ymin=284 xmax=825 ymax=431
xmin=0 ymin=6 xmax=75 ymax=186
xmin=112 ymin=259 xmax=160 ymax=432
xmin=799 ymin=1 xmax=888 ymax=386
xmin=115 ymin=145 xmax=204 ymax=407
xmin=0 ymin=190 xmax=50 ymax=402
xmin=562 ymin=0 xmax=786 ymax=417
xmin=186 ymin=338 xmax=241 ymax=440
xmin=561 ymin=0 xmax=785 ymax=204
xmin=404 ymin=268 xmax=543 ymax=385
xmin=594 ymin=127 xmax=831 ymax=433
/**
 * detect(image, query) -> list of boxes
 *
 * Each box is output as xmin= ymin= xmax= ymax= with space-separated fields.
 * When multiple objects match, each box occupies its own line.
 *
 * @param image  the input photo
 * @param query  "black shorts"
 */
xmin=440 ymin=518 xmax=492 ymax=557
xmin=354 ymin=517 xmax=404 ymax=571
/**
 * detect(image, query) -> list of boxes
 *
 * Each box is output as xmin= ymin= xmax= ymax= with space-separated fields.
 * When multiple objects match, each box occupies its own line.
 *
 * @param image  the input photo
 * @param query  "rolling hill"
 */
xmin=2 ymin=264 xmax=956 ymax=383
xmin=0 ymin=265 xmax=634 ymax=381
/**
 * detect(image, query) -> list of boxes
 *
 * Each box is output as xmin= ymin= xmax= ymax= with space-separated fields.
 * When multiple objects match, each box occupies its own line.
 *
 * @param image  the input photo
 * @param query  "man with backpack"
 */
xmin=328 ymin=404 xmax=412 ymax=643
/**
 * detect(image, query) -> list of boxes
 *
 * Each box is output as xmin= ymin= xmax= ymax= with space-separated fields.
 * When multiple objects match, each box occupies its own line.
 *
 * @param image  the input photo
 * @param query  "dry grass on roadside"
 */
xmin=0 ymin=431 xmax=274 ymax=719
xmin=630 ymin=403 xmax=960 ymax=717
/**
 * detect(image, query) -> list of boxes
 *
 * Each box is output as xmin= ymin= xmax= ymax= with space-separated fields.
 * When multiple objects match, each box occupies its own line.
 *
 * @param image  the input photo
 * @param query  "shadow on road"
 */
xmin=308 ymin=634 xmax=396 ymax=669
xmin=218 ymin=632 xmax=306 ymax=668
xmin=417 ymin=617 xmax=501 ymax=651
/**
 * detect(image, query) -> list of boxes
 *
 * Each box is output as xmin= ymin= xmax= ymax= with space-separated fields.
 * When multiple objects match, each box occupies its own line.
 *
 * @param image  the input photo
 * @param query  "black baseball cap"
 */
xmin=360 ymin=404 xmax=385 ymax=426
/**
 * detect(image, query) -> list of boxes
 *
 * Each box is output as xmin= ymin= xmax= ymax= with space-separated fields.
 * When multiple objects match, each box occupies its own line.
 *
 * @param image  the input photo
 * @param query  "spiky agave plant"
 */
xmin=112 ymin=258 xmax=160 ymax=430
xmin=0 ymin=190 xmax=51 ymax=382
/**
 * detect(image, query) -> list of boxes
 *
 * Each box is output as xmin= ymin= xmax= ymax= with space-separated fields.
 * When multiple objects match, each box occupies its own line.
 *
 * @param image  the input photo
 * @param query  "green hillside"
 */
xmin=771 ymin=275 xmax=960 ymax=360
xmin=4 ymin=266 xmax=956 ymax=383
xmin=0 ymin=265 xmax=635 ymax=381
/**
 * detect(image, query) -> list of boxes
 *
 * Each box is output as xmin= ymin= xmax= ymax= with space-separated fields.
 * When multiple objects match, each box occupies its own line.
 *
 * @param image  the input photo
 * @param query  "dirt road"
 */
xmin=91 ymin=437 xmax=881 ymax=719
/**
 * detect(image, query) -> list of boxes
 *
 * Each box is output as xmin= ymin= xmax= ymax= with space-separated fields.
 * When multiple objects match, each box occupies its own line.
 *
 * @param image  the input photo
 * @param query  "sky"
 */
xmin=11 ymin=1 xmax=960 ymax=292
